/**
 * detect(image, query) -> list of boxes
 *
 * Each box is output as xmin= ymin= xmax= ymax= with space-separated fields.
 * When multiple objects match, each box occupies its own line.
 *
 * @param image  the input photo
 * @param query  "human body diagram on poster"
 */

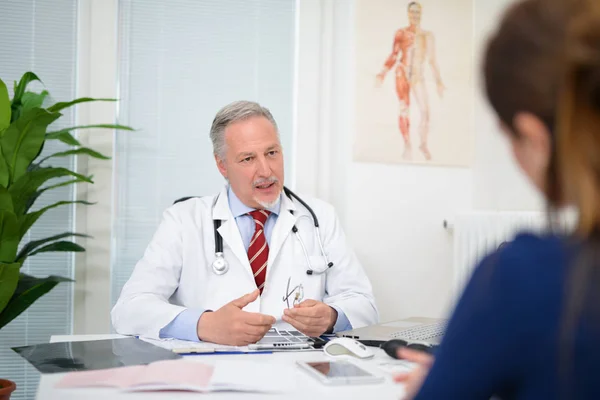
xmin=375 ymin=1 xmax=445 ymax=161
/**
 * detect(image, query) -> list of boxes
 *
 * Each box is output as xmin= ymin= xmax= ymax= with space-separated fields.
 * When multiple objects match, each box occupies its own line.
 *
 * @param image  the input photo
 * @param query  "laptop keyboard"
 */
xmin=257 ymin=328 xmax=310 ymax=344
xmin=390 ymin=322 xmax=446 ymax=341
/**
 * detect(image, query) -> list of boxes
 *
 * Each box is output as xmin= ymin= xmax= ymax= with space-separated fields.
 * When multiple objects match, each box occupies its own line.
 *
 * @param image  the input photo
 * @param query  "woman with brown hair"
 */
xmin=395 ymin=0 xmax=600 ymax=398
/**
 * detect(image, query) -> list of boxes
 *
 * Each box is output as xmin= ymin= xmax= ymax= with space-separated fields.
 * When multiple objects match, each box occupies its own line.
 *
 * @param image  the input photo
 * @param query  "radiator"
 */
xmin=447 ymin=211 xmax=574 ymax=296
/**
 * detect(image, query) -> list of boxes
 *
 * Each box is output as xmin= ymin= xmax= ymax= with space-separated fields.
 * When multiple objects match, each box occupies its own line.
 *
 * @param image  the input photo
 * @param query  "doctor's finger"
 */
xmin=283 ymin=313 xmax=319 ymax=326
xmin=243 ymin=322 xmax=272 ymax=335
xmin=285 ymin=306 xmax=321 ymax=318
xmin=397 ymin=348 xmax=434 ymax=366
xmin=294 ymin=299 xmax=318 ymax=308
xmin=230 ymin=289 xmax=260 ymax=308
xmin=242 ymin=312 xmax=276 ymax=326
xmin=242 ymin=332 xmax=267 ymax=345
xmin=282 ymin=314 xmax=310 ymax=331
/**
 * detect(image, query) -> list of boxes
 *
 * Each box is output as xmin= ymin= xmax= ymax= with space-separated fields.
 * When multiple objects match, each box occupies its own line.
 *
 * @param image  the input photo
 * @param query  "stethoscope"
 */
xmin=212 ymin=186 xmax=334 ymax=276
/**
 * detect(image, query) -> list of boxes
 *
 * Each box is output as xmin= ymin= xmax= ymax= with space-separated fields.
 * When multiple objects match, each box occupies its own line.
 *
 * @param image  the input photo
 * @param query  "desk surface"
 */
xmin=36 ymin=334 xmax=408 ymax=399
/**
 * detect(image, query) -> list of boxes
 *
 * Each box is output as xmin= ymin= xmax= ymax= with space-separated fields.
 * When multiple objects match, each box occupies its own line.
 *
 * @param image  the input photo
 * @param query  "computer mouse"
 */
xmin=323 ymin=337 xmax=375 ymax=359
xmin=382 ymin=339 xmax=433 ymax=359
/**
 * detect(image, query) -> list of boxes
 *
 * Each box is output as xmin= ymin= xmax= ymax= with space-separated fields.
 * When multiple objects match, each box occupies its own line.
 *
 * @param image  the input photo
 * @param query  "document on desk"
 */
xmin=139 ymin=335 xmax=315 ymax=353
xmin=139 ymin=337 xmax=245 ymax=353
xmin=55 ymin=359 xmax=295 ymax=393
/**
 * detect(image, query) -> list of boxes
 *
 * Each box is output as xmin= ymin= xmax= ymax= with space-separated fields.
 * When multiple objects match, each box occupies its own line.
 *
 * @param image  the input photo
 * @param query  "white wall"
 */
xmin=472 ymin=0 xmax=544 ymax=211
xmin=295 ymin=0 xmax=542 ymax=323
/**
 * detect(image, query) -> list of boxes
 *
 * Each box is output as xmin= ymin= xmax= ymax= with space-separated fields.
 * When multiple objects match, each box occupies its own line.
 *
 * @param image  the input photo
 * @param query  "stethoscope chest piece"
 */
xmin=212 ymin=252 xmax=228 ymax=275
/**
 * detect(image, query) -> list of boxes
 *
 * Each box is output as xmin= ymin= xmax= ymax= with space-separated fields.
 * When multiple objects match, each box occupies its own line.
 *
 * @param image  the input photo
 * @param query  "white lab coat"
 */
xmin=111 ymin=186 xmax=379 ymax=339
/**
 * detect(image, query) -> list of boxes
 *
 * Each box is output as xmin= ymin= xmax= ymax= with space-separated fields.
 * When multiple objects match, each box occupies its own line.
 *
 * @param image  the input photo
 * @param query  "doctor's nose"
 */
xmin=256 ymin=157 xmax=272 ymax=177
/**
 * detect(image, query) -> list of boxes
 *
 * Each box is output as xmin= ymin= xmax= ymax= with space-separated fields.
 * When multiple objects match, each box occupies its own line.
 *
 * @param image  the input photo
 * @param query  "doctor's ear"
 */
xmin=215 ymin=154 xmax=228 ymax=179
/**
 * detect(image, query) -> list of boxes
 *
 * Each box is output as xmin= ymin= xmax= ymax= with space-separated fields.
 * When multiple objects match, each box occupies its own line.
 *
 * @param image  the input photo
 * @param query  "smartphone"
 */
xmin=297 ymin=361 xmax=385 ymax=385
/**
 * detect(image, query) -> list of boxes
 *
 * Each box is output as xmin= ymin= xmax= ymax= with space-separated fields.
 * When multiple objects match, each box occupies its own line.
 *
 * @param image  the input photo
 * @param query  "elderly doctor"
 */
xmin=111 ymin=101 xmax=379 ymax=346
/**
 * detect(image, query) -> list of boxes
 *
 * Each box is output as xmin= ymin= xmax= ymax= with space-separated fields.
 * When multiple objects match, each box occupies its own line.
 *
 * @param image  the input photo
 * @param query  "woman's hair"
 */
xmin=484 ymin=0 xmax=600 ymax=393
xmin=484 ymin=0 xmax=600 ymax=230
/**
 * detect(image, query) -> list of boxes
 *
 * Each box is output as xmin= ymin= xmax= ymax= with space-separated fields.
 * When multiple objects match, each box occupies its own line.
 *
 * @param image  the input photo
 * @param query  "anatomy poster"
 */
xmin=354 ymin=0 xmax=473 ymax=166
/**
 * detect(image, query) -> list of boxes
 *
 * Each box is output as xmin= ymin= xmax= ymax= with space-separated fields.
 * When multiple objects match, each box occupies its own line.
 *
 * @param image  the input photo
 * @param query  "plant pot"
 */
xmin=0 ymin=379 xmax=16 ymax=400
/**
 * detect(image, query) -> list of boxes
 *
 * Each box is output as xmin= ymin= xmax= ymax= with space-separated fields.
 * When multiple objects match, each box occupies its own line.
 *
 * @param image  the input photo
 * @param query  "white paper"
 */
xmin=210 ymin=360 xmax=296 ymax=393
xmin=57 ymin=359 xmax=295 ymax=394
xmin=139 ymin=337 xmax=246 ymax=352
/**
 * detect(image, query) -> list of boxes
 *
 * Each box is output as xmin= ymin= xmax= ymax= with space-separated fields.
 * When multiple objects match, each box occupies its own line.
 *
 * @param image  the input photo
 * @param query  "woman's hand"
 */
xmin=393 ymin=348 xmax=434 ymax=400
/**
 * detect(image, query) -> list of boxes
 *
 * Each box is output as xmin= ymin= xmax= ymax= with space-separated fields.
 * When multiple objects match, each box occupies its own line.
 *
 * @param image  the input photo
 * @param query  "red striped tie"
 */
xmin=247 ymin=210 xmax=271 ymax=293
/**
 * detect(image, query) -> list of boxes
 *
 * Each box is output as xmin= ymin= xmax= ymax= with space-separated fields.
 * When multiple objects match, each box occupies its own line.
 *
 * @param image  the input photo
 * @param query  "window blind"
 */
xmin=0 ymin=0 xmax=78 ymax=398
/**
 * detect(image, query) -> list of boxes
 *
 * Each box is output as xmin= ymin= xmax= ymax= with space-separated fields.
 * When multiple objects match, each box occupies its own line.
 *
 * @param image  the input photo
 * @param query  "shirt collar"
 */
xmin=227 ymin=186 xmax=281 ymax=218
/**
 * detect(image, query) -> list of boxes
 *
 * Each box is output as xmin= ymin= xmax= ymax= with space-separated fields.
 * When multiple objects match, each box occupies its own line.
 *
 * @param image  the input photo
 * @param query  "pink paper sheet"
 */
xmin=56 ymin=360 xmax=214 ymax=391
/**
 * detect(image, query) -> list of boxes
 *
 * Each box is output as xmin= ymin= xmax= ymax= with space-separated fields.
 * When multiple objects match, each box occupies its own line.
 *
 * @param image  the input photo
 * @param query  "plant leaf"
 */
xmin=47 ymin=124 xmax=134 ymax=136
xmin=0 ymin=186 xmax=13 ymax=212
xmin=0 ymin=273 xmax=72 ymax=330
xmin=8 ymin=167 xmax=93 ymax=216
xmin=12 ymin=72 xmax=41 ymax=103
xmin=0 ymin=151 xmax=8 ymax=188
xmin=0 ymin=210 xmax=19 ymax=263
xmin=35 ymin=176 xmax=93 ymax=200
xmin=45 ymin=124 xmax=133 ymax=147
xmin=45 ymin=131 xmax=80 ymax=146
xmin=0 ymin=78 xmax=11 ymax=133
xmin=47 ymin=98 xmax=116 ymax=113
xmin=18 ymin=200 xmax=94 ymax=239
xmin=23 ymin=177 xmax=93 ymax=215
xmin=16 ymin=232 xmax=89 ymax=263
xmin=11 ymin=73 xmax=42 ymax=123
xmin=25 ymin=240 xmax=85 ymax=259
xmin=0 ymin=262 xmax=20 ymax=314
xmin=21 ymin=90 xmax=49 ymax=114
xmin=1 ymin=108 xmax=61 ymax=183
xmin=37 ymin=147 xmax=110 ymax=165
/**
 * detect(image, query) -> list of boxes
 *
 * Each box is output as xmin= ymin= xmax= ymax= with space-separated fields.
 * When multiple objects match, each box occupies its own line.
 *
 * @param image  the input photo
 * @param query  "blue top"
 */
xmin=415 ymin=233 xmax=600 ymax=399
xmin=159 ymin=188 xmax=351 ymax=341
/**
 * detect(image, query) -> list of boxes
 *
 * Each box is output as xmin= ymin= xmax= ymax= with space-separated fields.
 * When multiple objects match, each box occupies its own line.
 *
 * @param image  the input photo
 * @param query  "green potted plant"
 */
xmin=0 ymin=72 xmax=132 ymax=399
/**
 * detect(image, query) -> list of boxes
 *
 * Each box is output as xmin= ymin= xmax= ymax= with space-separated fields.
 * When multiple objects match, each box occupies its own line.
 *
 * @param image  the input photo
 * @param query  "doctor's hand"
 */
xmin=393 ymin=348 xmax=434 ymax=400
xmin=282 ymin=299 xmax=337 ymax=337
xmin=196 ymin=289 xmax=276 ymax=346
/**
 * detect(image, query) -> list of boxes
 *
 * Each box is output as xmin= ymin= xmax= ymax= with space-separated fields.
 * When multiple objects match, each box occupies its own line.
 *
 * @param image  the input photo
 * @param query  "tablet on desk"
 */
xmin=12 ymin=338 xmax=181 ymax=374
xmin=297 ymin=360 xmax=384 ymax=385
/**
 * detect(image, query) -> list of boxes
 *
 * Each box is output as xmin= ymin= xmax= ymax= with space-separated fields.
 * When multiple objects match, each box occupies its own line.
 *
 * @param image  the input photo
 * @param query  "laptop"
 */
xmin=336 ymin=317 xmax=447 ymax=346
xmin=249 ymin=328 xmax=324 ymax=350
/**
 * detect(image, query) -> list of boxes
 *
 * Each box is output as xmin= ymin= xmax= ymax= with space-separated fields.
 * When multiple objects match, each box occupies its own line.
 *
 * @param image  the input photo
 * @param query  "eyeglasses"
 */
xmin=283 ymin=277 xmax=304 ymax=309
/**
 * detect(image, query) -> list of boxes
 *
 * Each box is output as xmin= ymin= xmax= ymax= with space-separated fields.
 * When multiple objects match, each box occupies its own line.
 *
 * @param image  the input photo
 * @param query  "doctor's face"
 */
xmin=216 ymin=116 xmax=284 ymax=209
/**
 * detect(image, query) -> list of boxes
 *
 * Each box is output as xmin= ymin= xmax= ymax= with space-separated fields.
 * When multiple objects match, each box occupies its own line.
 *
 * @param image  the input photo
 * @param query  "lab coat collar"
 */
xmin=227 ymin=186 xmax=282 ymax=218
xmin=280 ymin=187 xmax=297 ymax=214
xmin=212 ymin=185 xmax=232 ymax=220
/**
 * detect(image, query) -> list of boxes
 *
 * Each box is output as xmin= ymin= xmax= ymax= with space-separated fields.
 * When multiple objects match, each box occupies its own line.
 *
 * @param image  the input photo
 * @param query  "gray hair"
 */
xmin=210 ymin=100 xmax=279 ymax=159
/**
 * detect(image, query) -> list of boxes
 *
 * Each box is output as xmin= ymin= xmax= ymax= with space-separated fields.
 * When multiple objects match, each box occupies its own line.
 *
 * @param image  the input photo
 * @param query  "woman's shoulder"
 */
xmin=475 ymin=232 xmax=571 ymax=296
xmin=499 ymin=231 xmax=569 ymax=266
